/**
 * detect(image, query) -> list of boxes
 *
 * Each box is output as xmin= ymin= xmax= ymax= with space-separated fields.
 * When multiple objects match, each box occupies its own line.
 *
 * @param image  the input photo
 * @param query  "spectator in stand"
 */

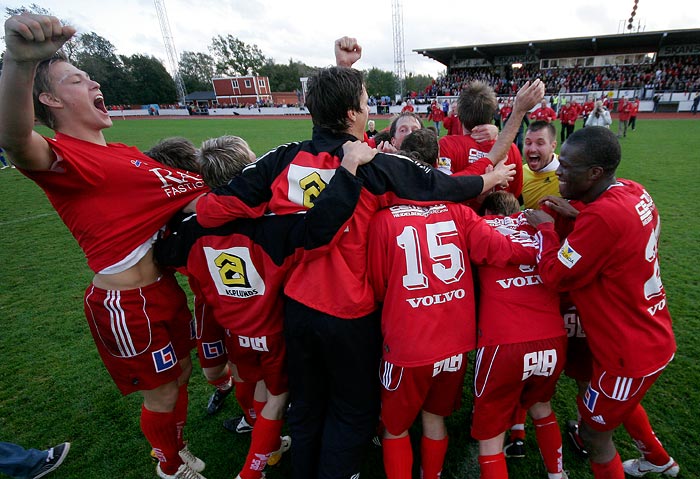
xmin=530 ymin=99 xmax=557 ymax=123
xmin=585 ymin=101 xmax=612 ymax=128
xmin=442 ymin=101 xmax=463 ymax=136
xmin=617 ymin=97 xmax=632 ymax=138
xmin=401 ymin=100 xmax=415 ymax=113
xmin=525 ymin=126 xmax=679 ymax=479
xmin=629 ymin=97 xmax=640 ymax=130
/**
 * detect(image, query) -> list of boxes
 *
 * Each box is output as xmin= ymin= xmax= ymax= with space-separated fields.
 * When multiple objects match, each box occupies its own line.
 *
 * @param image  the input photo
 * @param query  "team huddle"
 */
xmin=0 ymin=11 xmax=679 ymax=479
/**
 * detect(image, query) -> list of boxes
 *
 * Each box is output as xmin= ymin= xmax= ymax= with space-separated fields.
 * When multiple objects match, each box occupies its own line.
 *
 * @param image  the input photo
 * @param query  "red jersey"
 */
xmin=500 ymin=105 xmax=513 ymax=122
xmin=158 ymin=166 xmax=363 ymax=332
xmin=367 ymin=203 xmax=540 ymax=366
xmin=477 ymin=213 xmax=565 ymax=347
xmin=196 ymin=127 xmax=486 ymax=319
xmin=630 ymin=100 xmax=640 ymax=117
xmin=443 ymin=114 xmax=463 ymax=136
xmin=618 ymin=100 xmax=632 ymax=121
xmin=529 ymin=106 xmax=557 ymax=122
xmin=20 ymin=133 xmax=207 ymax=272
xmin=401 ymin=103 xmax=415 ymax=113
xmin=428 ymin=107 xmax=445 ymax=123
xmin=603 ymin=98 xmax=614 ymax=110
xmin=559 ymin=104 xmax=579 ymax=126
xmin=439 ymin=134 xmax=524 ymax=201
xmin=534 ymin=180 xmax=676 ymax=376
xmin=582 ymin=101 xmax=595 ymax=115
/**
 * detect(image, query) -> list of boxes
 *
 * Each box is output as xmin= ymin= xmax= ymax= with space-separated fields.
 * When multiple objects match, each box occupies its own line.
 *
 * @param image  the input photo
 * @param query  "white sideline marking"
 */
xmin=0 ymin=212 xmax=56 ymax=226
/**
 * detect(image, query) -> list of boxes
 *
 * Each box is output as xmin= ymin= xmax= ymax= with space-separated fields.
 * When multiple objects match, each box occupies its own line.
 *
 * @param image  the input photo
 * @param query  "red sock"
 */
xmin=208 ymin=366 xmax=232 ymax=391
xmin=253 ymin=399 xmax=267 ymax=421
xmin=533 ymin=412 xmax=562 ymax=474
xmin=479 ymin=452 xmax=508 ymax=479
xmin=173 ymin=384 xmax=189 ymax=450
xmin=235 ymin=381 xmax=256 ymax=424
xmin=420 ymin=435 xmax=448 ymax=479
xmin=140 ymin=405 xmax=182 ymax=474
xmin=382 ymin=436 xmax=412 ymax=479
xmin=509 ymin=407 xmax=528 ymax=441
xmin=590 ymin=452 xmax=625 ymax=479
xmin=239 ymin=416 xmax=283 ymax=479
xmin=623 ymin=404 xmax=671 ymax=466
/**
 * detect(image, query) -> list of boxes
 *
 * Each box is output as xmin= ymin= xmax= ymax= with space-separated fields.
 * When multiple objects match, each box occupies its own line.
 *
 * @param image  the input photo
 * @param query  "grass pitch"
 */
xmin=0 ymin=117 xmax=698 ymax=479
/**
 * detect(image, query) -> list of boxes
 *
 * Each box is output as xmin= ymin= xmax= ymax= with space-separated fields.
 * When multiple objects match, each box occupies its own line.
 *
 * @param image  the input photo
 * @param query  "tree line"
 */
xmin=2 ymin=4 xmax=434 ymax=105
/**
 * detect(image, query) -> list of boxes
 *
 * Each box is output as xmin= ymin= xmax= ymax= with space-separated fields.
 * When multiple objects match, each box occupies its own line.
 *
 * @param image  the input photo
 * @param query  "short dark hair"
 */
xmin=564 ymin=126 xmax=620 ymax=174
xmin=305 ymin=67 xmax=365 ymax=134
xmin=372 ymin=129 xmax=391 ymax=145
xmin=399 ymin=128 xmax=439 ymax=167
xmin=389 ymin=112 xmax=423 ymax=139
xmin=527 ymin=121 xmax=556 ymax=141
xmin=457 ymin=81 xmax=497 ymax=130
xmin=33 ymin=51 xmax=68 ymax=130
xmin=144 ymin=137 xmax=200 ymax=173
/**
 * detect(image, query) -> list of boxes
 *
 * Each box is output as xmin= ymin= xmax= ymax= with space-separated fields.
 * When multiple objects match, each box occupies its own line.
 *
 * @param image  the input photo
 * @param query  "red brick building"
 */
xmin=212 ymin=75 xmax=272 ymax=106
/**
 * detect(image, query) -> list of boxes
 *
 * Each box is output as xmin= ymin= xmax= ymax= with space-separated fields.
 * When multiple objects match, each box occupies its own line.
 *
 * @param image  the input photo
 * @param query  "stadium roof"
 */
xmin=415 ymin=28 xmax=700 ymax=67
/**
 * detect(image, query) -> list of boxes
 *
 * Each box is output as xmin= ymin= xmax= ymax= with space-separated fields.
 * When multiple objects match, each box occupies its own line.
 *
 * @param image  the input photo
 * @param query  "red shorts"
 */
xmin=577 ymin=361 xmax=668 ymax=432
xmin=84 ymin=273 xmax=195 ymax=395
xmin=471 ymin=336 xmax=567 ymax=440
xmin=379 ymin=354 xmax=466 ymax=437
xmin=193 ymin=297 xmax=228 ymax=369
xmin=562 ymin=305 xmax=592 ymax=381
xmin=225 ymin=330 xmax=287 ymax=396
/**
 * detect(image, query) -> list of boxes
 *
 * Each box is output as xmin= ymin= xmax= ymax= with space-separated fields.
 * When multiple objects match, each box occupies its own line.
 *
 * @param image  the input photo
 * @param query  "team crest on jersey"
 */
xmin=583 ymin=385 xmax=599 ymax=412
xmin=557 ymin=239 xmax=582 ymax=269
xmin=202 ymin=340 xmax=226 ymax=359
xmin=286 ymin=164 xmax=336 ymax=208
xmin=204 ymin=246 xmax=266 ymax=298
xmin=152 ymin=342 xmax=177 ymax=373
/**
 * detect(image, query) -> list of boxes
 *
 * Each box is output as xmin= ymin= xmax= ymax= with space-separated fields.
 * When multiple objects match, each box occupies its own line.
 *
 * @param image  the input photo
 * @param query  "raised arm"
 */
xmin=334 ymin=36 xmax=362 ymax=68
xmin=486 ymin=79 xmax=544 ymax=166
xmin=0 ymin=14 xmax=76 ymax=170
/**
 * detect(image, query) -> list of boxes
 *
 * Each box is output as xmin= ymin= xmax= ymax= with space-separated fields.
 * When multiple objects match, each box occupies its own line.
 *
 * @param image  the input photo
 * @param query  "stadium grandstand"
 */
xmin=414 ymin=28 xmax=700 ymax=112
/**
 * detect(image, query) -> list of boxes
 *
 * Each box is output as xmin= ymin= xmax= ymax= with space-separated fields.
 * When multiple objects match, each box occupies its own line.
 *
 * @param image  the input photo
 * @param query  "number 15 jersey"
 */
xmin=367 ymin=203 xmax=547 ymax=367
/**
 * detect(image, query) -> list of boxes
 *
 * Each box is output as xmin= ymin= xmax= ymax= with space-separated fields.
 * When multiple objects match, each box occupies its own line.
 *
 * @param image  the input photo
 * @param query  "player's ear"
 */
xmin=588 ymin=165 xmax=605 ymax=181
xmin=38 ymin=92 xmax=62 ymax=108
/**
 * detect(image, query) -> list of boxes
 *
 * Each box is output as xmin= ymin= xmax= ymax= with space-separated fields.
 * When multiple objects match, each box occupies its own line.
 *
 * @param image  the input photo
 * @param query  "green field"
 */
xmin=0 ymin=117 xmax=698 ymax=479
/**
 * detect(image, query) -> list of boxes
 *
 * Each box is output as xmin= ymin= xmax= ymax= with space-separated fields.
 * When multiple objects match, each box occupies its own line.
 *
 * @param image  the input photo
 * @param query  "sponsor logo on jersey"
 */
xmin=406 ymin=288 xmax=466 ymax=308
xmin=149 ymin=166 xmax=205 ymax=198
xmin=437 ymin=157 xmax=452 ymax=170
xmin=204 ymin=246 xmax=265 ymax=298
xmin=152 ymin=342 xmax=177 ymax=373
xmin=286 ymin=164 xmax=336 ymax=208
xmin=557 ymin=239 xmax=581 ymax=269
xmin=433 ymin=354 xmax=463 ymax=377
xmin=583 ymin=386 xmax=599 ymax=412
xmin=202 ymin=340 xmax=226 ymax=359
xmin=468 ymin=147 xmax=489 ymax=163
xmin=635 ymin=190 xmax=655 ymax=226
xmin=238 ymin=335 xmax=269 ymax=352
xmin=389 ymin=204 xmax=448 ymax=218
xmin=591 ymin=415 xmax=606 ymax=425
xmin=496 ymin=274 xmax=543 ymax=289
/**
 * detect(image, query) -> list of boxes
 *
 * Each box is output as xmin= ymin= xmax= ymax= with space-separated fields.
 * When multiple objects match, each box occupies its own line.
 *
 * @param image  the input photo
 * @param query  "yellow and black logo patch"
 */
xmin=214 ymin=252 xmax=251 ymax=288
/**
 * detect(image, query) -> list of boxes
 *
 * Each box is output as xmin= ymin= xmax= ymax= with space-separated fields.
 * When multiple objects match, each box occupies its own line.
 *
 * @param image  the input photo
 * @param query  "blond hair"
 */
xmin=198 ymin=135 xmax=254 ymax=188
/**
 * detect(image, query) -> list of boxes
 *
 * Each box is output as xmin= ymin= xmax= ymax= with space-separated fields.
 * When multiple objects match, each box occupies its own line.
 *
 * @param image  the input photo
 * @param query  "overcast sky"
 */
xmin=3 ymin=0 xmax=699 ymax=77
